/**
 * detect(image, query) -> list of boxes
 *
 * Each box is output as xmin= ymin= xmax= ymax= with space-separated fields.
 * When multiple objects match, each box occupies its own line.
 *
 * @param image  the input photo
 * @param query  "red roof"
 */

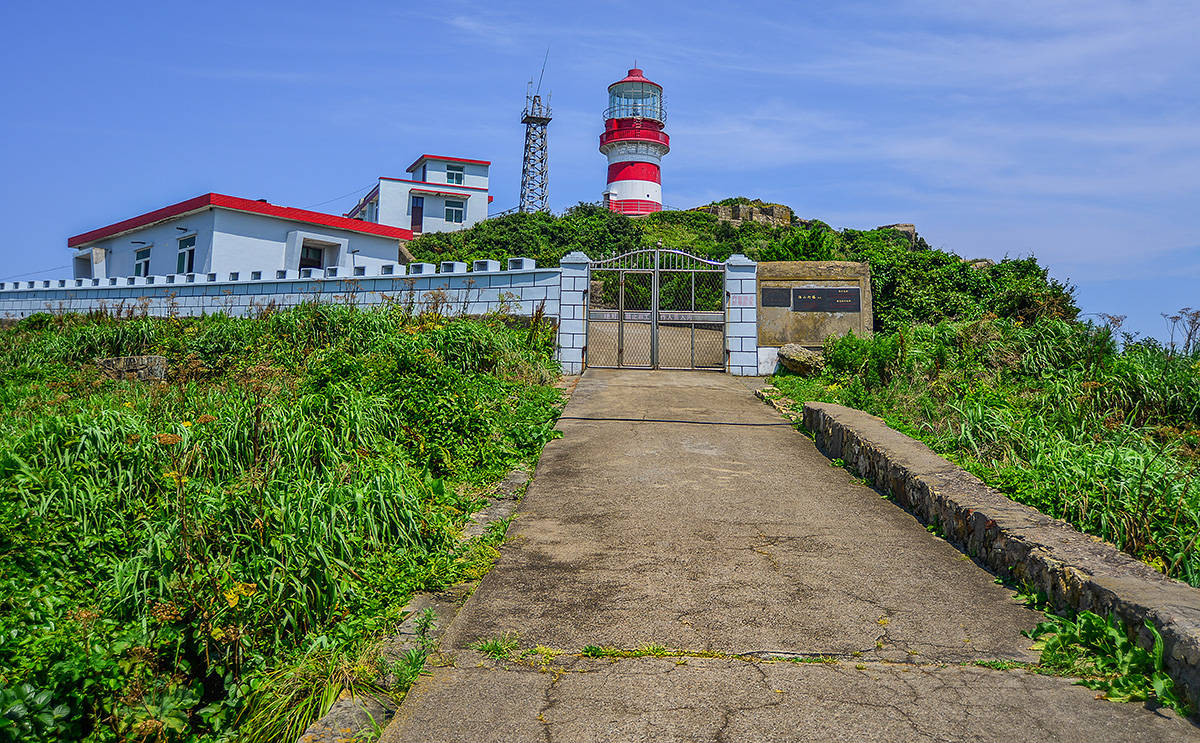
xmin=67 ymin=193 xmax=413 ymax=248
xmin=405 ymin=154 xmax=491 ymax=173
xmin=609 ymin=68 xmax=661 ymax=89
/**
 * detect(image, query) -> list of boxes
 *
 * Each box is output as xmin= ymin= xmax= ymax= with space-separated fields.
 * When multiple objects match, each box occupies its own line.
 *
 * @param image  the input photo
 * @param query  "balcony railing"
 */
xmin=603 ymin=104 xmax=666 ymax=122
xmin=599 ymin=127 xmax=671 ymax=149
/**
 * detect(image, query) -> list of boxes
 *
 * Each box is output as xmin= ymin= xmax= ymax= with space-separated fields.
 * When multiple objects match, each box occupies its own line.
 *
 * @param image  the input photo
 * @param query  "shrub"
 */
xmin=0 ymin=304 xmax=563 ymax=741
xmin=406 ymin=201 xmax=1076 ymax=334
xmin=776 ymin=317 xmax=1200 ymax=587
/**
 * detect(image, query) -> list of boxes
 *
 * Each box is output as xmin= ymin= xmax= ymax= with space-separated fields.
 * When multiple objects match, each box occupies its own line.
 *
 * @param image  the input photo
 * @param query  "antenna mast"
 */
xmin=519 ymin=52 xmax=552 ymax=213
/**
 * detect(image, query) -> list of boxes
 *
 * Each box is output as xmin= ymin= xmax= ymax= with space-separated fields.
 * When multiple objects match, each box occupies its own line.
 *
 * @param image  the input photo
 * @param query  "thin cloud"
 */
xmin=168 ymin=67 xmax=336 ymax=84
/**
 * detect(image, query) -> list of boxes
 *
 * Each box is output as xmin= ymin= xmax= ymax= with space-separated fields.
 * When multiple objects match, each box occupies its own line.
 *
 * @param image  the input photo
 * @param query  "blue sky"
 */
xmin=1 ymin=0 xmax=1195 ymax=341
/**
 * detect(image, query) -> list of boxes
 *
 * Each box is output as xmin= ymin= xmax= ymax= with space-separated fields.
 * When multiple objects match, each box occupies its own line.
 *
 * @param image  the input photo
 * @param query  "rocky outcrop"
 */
xmin=97 ymin=355 xmax=167 ymax=381
xmin=776 ymin=344 xmax=825 ymax=376
xmin=694 ymin=203 xmax=794 ymax=227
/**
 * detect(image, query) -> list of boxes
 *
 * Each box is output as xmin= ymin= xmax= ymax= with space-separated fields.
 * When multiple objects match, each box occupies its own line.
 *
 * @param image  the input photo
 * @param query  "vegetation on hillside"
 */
xmin=409 ymin=203 xmax=1077 ymax=333
xmin=707 ymin=196 xmax=790 ymax=209
xmin=0 ymin=304 xmax=562 ymax=741
xmin=773 ymin=318 xmax=1200 ymax=587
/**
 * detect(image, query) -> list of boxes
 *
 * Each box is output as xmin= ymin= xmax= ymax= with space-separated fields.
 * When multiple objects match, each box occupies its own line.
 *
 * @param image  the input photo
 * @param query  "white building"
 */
xmin=68 ymin=154 xmax=491 ymax=280
xmin=345 ymin=155 xmax=492 ymax=236
xmin=69 ymin=193 xmax=414 ymax=280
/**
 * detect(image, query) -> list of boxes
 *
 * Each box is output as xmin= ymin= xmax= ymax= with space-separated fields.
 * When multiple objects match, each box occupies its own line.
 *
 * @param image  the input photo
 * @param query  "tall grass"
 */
xmin=0 ymin=303 xmax=562 ymax=741
xmin=775 ymin=318 xmax=1200 ymax=587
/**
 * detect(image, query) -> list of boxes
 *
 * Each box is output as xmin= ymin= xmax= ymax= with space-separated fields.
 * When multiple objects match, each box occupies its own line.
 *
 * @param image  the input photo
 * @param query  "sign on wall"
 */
xmin=755 ymin=261 xmax=873 ymax=349
xmin=791 ymin=287 xmax=861 ymax=313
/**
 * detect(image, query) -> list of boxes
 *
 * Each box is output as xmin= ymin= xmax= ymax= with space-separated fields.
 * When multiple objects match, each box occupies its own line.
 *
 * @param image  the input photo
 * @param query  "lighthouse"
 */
xmin=599 ymin=68 xmax=669 ymax=215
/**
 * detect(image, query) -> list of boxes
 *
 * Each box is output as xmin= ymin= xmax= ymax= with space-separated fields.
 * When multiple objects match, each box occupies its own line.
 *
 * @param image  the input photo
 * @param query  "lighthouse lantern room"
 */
xmin=599 ymin=68 xmax=670 ymax=215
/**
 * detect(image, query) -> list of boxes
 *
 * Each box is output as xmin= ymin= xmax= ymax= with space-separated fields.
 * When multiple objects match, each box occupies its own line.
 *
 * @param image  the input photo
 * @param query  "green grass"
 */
xmin=0 ymin=303 xmax=563 ymax=742
xmin=469 ymin=634 xmax=522 ymax=660
xmin=773 ymin=317 xmax=1200 ymax=587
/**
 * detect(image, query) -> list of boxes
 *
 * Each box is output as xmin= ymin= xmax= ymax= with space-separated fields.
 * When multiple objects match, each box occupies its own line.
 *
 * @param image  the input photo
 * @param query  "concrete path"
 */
xmin=382 ymin=370 xmax=1197 ymax=742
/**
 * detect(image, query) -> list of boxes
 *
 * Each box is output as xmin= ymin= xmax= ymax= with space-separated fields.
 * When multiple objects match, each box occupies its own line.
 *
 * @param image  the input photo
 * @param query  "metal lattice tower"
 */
xmin=519 ymin=82 xmax=552 ymax=213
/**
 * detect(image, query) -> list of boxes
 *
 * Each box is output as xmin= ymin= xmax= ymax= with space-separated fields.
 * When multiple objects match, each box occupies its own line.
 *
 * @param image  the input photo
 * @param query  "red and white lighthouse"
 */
xmin=599 ymin=68 xmax=669 ymax=215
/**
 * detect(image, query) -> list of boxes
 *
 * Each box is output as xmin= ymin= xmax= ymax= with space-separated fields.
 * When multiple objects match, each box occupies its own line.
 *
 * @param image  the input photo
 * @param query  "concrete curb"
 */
xmin=798 ymin=401 xmax=1200 ymax=712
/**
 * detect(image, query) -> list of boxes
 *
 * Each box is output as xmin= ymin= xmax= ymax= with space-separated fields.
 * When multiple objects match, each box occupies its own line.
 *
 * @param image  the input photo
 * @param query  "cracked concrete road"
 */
xmin=381 ymin=370 xmax=1199 ymax=742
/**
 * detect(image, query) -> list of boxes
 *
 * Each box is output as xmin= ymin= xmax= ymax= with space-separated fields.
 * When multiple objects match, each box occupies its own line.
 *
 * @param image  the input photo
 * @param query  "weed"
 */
xmin=414 ymin=608 xmax=438 ymax=652
xmin=995 ymin=577 xmax=1051 ymax=611
xmin=970 ymin=659 xmax=1035 ymax=672
xmin=1024 ymin=612 xmax=1192 ymax=717
xmin=579 ymin=645 xmax=726 ymax=660
xmin=520 ymin=645 xmax=563 ymax=666
xmin=580 ymin=645 xmax=620 ymax=659
xmin=385 ymin=647 xmax=431 ymax=693
xmin=470 ymin=633 xmax=521 ymax=660
xmin=637 ymin=643 xmax=669 ymax=657
xmin=784 ymin=655 xmax=839 ymax=665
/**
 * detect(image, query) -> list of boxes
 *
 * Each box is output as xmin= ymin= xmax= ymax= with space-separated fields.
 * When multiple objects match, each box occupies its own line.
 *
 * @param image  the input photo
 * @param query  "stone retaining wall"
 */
xmin=802 ymin=401 xmax=1200 ymax=711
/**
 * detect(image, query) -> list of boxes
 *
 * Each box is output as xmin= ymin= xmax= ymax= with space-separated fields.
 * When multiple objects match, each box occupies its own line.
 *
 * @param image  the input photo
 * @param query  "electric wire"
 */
xmin=0 ymin=265 xmax=72 ymax=282
xmin=302 ymin=184 xmax=372 ymax=211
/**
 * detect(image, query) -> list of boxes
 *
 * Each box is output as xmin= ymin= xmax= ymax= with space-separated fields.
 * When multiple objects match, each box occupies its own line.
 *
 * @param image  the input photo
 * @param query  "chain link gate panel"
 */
xmin=586 ymin=249 xmax=725 ymax=370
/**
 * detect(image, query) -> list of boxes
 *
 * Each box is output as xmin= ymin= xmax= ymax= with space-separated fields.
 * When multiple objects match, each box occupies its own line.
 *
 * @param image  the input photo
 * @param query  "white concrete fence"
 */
xmin=0 ymin=253 xmax=762 ymax=376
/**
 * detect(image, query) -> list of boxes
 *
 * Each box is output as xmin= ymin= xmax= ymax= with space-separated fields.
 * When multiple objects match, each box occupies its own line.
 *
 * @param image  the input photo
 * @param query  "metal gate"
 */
xmin=586 ymin=248 xmax=725 ymax=370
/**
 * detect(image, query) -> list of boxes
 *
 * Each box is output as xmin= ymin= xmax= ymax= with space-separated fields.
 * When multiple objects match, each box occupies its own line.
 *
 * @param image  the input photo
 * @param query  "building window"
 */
xmin=299 ymin=245 xmax=325 ymax=269
xmin=411 ymin=196 xmax=424 ymax=233
xmin=444 ymin=199 xmax=465 ymax=223
xmin=364 ymin=200 xmax=378 ymax=222
xmin=176 ymin=235 xmax=196 ymax=274
xmin=446 ymin=164 xmax=464 ymax=185
xmin=134 ymin=247 xmax=151 ymax=277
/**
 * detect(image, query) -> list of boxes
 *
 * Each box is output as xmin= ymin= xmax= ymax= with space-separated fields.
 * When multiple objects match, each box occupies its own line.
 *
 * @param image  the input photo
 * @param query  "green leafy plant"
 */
xmin=0 ymin=684 xmax=71 ymax=741
xmin=580 ymin=645 xmax=620 ymax=658
xmin=1024 ymin=612 xmax=1192 ymax=717
xmin=414 ymin=608 xmax=438 ymax=653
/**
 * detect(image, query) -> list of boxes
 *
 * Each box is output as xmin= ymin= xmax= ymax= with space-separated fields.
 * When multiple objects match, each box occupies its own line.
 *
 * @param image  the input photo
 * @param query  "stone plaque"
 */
xmin=792 ymin=287 xmax=860 ymax=313
xmin=761 ymin=287 xmax=791 ymax=307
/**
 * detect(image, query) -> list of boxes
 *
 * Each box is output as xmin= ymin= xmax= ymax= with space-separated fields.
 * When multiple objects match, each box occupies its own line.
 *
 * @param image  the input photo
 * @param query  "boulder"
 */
xmin=777 ymin=344 xmax=825 ymax=376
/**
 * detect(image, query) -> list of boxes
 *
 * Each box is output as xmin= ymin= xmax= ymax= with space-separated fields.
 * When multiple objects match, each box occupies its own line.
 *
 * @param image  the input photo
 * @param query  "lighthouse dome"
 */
xmin=605 ymin=68 xmax=664 ymax=122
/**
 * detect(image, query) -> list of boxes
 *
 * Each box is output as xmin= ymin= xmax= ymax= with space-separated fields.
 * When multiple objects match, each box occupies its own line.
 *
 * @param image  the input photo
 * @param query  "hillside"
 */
xmin=406 ymin=202 xmax=1078 ymax=334
xmin=0 ymin=306 xmax=563 ymax=741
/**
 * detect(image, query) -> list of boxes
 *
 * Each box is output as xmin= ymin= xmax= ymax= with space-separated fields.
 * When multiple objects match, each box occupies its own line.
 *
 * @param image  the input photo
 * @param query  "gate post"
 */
xmin=724 ymin=253 xmax=758 ymax=376
xmin=558 ymin=251 xmax=590 ymax=375
xmin=650 ymin=248 xmax=660 ymax=369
